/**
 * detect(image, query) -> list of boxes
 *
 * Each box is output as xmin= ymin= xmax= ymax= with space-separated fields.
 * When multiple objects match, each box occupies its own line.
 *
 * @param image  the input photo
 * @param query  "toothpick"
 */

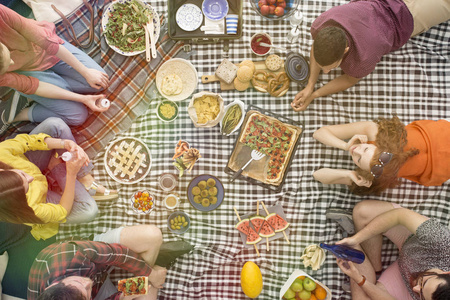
xmin=283 ymin=231 xmax=290 ymax=244
xmin=233 ymin=207 xmax=241 ymax=221
xmin=256 ymin=200 xmax=260 ymax=216
xmin=261 ymin=201 xmax=269 ymax=215
xmin=233 ymin=207 xmax=260 ymax=256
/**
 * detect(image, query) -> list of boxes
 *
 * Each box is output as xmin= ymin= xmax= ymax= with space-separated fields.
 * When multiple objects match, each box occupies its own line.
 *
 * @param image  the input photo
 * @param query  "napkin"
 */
xmin=202 ymin=18 xmax=225 ymax=35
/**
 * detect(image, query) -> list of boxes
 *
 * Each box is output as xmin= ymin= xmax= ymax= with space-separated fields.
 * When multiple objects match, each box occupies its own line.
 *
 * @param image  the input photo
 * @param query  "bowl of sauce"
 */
xmin=250 ymin=32 xmax=272 ymax=56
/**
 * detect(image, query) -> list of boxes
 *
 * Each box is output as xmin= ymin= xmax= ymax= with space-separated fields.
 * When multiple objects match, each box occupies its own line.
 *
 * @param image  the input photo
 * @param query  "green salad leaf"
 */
xmin=104 ymin=0 xmax=153 ymax=52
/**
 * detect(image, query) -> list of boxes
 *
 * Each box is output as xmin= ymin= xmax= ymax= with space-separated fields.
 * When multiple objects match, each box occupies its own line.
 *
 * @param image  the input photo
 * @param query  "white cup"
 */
xmin=226 ymin=14 xmax=238 ymax=34
xmin=163 ymin=194 xmax=180 ymax=209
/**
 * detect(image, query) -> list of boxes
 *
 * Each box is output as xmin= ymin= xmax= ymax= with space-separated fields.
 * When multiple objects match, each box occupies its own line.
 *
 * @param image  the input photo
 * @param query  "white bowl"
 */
xmin=219 ymin=100 xmax=246 ymax=136
xmin=279 ymin=270 xmax=332 ymax=300
xmin=101 ymin=0 xmax=160 ymax=56
xmin=250 ymin=32 xmax=272 ymax=56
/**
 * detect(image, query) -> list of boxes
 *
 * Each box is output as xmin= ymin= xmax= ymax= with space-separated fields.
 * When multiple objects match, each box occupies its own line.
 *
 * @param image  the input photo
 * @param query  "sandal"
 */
xmin=86 ymin=181 xmax=119 ymax=201
xmin=326 ymin=208 xmax=355 ymax=235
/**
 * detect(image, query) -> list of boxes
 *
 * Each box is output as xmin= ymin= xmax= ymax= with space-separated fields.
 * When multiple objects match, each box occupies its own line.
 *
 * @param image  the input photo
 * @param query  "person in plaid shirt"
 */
xmin=27 ymin=225 xmax=167 ymax=299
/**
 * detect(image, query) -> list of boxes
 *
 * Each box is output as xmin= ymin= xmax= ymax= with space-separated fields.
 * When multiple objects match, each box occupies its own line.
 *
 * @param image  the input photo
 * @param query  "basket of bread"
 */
xmin=188 ymin=91 xmax=225 ymax=127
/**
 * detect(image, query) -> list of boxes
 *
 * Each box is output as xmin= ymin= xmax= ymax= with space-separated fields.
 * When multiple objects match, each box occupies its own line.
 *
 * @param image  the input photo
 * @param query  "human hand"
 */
xmin=62 ymin=140 xmax=89 ymax=166
xmin=83 ymin=68 xmax=109 ymax=90
xmin=291 ymin=88 xmax=314 ymax=112
xmin=349 ymin=171 xmax=372 ymax=187
xmin=336 ymin=259 xmax=362 ymax=282
xmin=345 ymin=135 xmax=368 ymax=151
xmin=65 ymin=150 xmax=88 ymax=176
xmin=336 ymin=236 xmax=359 ymax=248
xmin=148 ymin=265 xmax=167 ymax=289
xmin=83 ymin=94 xmax=109 ymax=113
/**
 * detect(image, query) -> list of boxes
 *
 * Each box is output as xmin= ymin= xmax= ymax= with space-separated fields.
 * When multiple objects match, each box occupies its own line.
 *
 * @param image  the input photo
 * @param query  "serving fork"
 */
xmin=231 ymin=149 xmax=265 ymax=182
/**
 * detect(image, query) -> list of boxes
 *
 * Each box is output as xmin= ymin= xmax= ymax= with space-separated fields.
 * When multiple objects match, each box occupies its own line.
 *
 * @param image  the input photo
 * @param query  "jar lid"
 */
xmin=284 ymin=52 xmax=309 ymax=84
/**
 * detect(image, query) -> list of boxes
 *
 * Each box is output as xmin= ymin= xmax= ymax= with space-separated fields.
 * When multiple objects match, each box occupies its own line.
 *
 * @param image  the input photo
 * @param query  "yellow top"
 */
xmin=0 ymin=133 xmax=67 ymax=240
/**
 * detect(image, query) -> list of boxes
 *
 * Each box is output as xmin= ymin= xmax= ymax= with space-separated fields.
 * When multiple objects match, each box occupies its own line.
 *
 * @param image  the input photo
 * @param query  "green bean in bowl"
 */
xmin=102 ymin=0 xmax=160 ymax=56
xmin=220 ymin=100 xmax=246 ymax=136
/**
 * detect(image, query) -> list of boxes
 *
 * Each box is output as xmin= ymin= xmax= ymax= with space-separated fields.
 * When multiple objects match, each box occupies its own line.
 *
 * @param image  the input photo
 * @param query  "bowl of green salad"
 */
xmin=102 ymin=0 xmax=160 ymax=56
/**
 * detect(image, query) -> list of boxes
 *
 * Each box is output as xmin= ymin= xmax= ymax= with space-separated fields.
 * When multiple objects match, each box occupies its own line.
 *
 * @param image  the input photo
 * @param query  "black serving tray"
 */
xmin=224 ymin=105 xmax=304 ymax=192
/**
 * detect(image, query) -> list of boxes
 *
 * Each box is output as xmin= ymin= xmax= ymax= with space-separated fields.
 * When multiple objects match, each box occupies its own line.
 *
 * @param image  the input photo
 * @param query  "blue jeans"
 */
xmin=15 ymin=41 xmax=106 ymax=126
xmin=25 ymin=117 xmax=98 ymax=223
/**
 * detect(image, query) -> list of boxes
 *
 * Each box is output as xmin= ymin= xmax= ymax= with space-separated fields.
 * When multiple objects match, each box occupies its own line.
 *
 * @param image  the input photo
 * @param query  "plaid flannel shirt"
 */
xmin=27 ymin=240 xmax=152 ymax=299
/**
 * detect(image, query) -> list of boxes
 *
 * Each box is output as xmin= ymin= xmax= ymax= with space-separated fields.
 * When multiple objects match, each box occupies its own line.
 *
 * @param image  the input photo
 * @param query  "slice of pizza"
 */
xmin=118 ymin=276 xmax=148 ymax=296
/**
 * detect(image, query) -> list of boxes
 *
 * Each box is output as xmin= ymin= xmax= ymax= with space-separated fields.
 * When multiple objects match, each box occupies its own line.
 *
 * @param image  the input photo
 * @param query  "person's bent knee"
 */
xmin=353 ymin=200 xmax=375 ymax=225
xmin=63 ymin=104 xmax=89 ymax=126
xmin=142 ymin=225 xmax=163 ymax=246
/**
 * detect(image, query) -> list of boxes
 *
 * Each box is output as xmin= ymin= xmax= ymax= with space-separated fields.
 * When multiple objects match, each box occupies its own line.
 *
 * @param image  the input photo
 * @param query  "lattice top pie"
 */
xmin=104 ymin=138 xmax=151 ymax=184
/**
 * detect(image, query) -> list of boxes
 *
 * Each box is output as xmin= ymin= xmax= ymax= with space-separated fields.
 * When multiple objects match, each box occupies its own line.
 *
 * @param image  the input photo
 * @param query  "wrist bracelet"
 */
xmin=60 ymin=139 xmax=65 ymax=148
xmin=357 ymin=275 xmax=366 ymax=287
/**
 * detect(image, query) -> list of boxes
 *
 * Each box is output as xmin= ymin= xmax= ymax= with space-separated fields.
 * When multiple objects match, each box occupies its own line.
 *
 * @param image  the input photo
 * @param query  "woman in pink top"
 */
xmin=0 ymin=4 xmax=109 ymax=127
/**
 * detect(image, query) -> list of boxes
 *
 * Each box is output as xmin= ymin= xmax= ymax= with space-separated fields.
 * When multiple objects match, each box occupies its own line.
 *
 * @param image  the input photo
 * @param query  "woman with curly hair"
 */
xmin=312 ymin=116 xmax=450 ymax=195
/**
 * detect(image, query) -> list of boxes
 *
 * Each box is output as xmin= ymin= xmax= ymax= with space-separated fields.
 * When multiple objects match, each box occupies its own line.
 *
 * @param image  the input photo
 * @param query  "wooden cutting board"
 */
xmin=201 ymin=61 xmax=285 ymax=91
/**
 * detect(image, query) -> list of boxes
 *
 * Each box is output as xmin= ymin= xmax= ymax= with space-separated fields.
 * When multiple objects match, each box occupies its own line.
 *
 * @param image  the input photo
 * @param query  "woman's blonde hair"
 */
xmin=351 ymin=116 xmax=419 ymax=195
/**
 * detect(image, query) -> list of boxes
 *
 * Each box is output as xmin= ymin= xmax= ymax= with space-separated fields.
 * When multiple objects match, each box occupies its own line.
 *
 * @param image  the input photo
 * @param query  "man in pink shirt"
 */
xmin=291 ymin=0 xmax=450 ymax=112
xmin=0 ymin=4 xmax=110 ymax=128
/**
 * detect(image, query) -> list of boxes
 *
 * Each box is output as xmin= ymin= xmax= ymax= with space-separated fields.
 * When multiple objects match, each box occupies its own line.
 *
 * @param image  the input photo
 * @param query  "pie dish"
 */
xmin=104 ymin=137 xmax=151 ymax=184
xmin=176 ymin=3 xmax=203 ymax=32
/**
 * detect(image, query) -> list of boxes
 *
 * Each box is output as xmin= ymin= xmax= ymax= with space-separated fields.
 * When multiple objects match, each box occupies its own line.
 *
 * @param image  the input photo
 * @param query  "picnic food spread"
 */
xmin=118 ymin=276 xmax=148 ymax=296
xmin=44 ymin=1 xmax=449 ymax=299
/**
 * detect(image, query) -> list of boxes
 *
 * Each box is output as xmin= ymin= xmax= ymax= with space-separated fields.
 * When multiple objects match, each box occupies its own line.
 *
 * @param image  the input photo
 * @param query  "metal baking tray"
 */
xmin=224 ymin=105 xmax=304 ymax=192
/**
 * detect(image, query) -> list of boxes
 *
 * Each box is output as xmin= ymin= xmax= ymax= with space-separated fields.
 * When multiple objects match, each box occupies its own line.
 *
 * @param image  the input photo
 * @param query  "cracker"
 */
xmin=215 ymin=59 xmax=238 ymax=84
xmin=265 ymin=54 xmax=283 ymax=71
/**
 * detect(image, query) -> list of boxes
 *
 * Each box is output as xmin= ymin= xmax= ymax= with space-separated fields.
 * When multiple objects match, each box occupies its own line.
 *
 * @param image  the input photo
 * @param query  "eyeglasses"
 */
xmin=370 ymin=152 xmax=393 ymax=178
xmin=418 ymin=271 xmax=450 ymax=300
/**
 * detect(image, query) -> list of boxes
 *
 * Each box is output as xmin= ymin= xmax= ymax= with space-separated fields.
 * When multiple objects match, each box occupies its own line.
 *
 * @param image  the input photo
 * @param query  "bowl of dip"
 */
xmin=157 ymin=100 xmax=179 ymax=122
xmin=250 ymin=32 xmax=272 ymax=56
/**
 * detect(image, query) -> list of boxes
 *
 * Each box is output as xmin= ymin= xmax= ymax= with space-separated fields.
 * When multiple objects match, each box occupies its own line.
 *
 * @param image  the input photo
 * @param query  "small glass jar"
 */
xmin=286 ymin=27 xmax=301 ymax=43
xmin=289 ymin=11 xmax=303 ymax=27
xmin=158 ymin=173 xmax=178 ymax=192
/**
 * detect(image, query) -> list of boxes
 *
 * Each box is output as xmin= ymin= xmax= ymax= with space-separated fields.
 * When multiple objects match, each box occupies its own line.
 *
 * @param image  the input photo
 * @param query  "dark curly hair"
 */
xmin=313 ymin=26 xmax=347 ymax=66
xmin=350 ymin=116 xmax=419 ymax=195
xmin=37 ymin=281 xmax=85 ymax=300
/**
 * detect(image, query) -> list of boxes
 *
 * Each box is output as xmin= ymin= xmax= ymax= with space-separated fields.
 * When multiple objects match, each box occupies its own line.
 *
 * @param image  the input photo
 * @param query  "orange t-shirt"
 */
xmin=398 ymin=120 xmax=450 ymax=186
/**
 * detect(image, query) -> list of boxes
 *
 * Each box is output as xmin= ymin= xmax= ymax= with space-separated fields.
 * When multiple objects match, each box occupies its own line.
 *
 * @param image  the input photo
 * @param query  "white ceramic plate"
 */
xmin=176 ymin=3 xmax=203 ymax=31
xmin=156 ymin=58 xmax=198 ymax=101
xmin=102 ymin=0 xmax=160 ymax=56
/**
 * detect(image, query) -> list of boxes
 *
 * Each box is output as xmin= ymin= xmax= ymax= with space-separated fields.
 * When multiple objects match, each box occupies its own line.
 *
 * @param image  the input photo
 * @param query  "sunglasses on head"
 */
xmin=370 ymin=152 xmax=393 ymax=178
